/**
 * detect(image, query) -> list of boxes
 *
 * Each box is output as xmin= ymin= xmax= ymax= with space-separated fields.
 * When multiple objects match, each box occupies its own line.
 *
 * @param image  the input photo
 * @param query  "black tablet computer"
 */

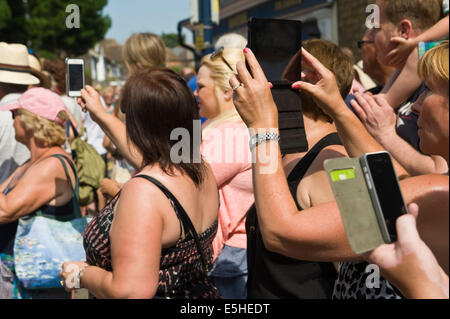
xmin=248 ymin=18 xmax=308 ymax=154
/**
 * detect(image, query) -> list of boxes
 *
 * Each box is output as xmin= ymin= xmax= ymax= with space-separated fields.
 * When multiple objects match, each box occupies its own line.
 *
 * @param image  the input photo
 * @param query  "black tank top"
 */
xmin=246 ymin=133 xmax=342 ymax=299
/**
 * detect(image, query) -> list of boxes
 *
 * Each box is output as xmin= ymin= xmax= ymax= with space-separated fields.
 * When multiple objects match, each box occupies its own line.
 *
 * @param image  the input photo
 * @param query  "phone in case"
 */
xmin=247 ymin=18 xmax=307 ymax=155
xmin=324 ymin=152 xmax=408 ymax=254
xmin=66 ymin=58 xmax=85 ymax=97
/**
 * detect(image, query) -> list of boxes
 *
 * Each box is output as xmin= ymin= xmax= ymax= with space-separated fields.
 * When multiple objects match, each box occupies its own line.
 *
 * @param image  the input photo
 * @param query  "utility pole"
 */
xmin=198 ymin=0 xmax=214 ymax=56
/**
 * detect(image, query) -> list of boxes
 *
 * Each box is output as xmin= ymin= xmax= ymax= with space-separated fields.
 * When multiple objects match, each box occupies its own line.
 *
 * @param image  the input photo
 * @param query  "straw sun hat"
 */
xmin=0 ymin=42 xmax=40 ymax=86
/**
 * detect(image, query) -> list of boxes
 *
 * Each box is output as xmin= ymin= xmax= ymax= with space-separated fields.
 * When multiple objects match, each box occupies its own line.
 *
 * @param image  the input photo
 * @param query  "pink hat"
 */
xmin=0 ymin=87 xmax=68 ymax=125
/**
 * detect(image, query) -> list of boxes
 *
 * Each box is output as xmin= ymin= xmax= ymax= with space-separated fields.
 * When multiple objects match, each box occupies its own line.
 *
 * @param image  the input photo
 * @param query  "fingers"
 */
xmin=363 ymin=243 xmax=396 ymax=266
xmin=385 ymin=50 xmax=398 ymax=63
xmin=354 ymin=92 xmax=378 ymax=114
xmin=235 ymin=61 xmax=253 ymax=88
xmin=243 ymin=48 xmax=267 ymax=81
xmin=301 ymin=70 xmax=319 ymax=83
xmin=77 ymin=96 xmax=87 ymax=113
xmin=407 ymin=202 xmax=419 ymax=219
xmin=291 ymin=80 xmax=317 ymax=96
xmin=351 ymin=99 xmax=367 ymax=122
xmin=390 ymin=37 xmax=407 ymax=44
xmin=373 ymin=94 xmax=392 ymax=109
xmin=396 ymin=204 xmax=421 ymax=249
xmin=301 ymin=48 xmax=331 ymax=79
xmin=229 ymin=74 xmax=243 ymax=92
xmin=85 ymin=85 xmax=97 ymax=95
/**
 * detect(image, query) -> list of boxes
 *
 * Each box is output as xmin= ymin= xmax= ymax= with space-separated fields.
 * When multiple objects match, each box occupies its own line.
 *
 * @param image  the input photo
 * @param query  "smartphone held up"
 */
xmin=65 ymin=58 xmax=85 ymax=97
xmin=324 ymin=151 xmax=408 ymax=254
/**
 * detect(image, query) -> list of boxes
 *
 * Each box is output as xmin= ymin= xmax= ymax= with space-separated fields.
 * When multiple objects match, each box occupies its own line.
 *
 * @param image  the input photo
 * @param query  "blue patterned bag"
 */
xmin=13 ymin=154 xmax=89 ymax=289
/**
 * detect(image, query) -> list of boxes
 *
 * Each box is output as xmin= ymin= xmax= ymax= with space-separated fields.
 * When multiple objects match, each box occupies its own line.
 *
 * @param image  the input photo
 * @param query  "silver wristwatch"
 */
xmin=249 ymin=132 xmax=280 ymax=151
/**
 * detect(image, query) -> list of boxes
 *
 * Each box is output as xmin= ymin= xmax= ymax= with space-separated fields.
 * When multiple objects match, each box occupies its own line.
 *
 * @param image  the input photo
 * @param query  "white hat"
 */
xmin=28 ymin=53 xmax=51 ymax=89
xmin=0 ymin=42 xmax=40 ymax=85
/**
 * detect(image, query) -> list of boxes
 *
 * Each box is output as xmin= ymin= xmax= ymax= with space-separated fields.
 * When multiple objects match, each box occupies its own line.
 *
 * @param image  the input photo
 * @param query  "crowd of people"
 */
xmin=0 ymin=0 xmax=448 ymax=299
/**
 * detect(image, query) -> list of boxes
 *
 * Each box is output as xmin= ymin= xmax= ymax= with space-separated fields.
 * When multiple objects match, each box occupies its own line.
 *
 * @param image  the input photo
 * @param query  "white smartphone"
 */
xmin=66 ymin=58 xmax=85 ymax=97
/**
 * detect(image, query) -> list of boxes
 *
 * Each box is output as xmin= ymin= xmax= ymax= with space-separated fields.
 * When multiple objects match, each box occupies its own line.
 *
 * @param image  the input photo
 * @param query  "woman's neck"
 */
xmin=221 ymin=99 xmax=236 ymax=114
xmin=282 ymin=115 xmax=338 ymax=170
xmin=28 ymin=138 xmax=57 ymax=165
xmin=303 ymin=115 xmax=337 ymax=148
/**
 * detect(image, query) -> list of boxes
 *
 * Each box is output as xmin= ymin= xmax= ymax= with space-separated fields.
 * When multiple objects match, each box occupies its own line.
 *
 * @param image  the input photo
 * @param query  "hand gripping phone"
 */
xmin=66 ymin=58 xmax=85 ymax=97
xmin=247 ymin=18 xmax=307 ymax=155
xmin=324 ymin=151 xmax=408 ymax=254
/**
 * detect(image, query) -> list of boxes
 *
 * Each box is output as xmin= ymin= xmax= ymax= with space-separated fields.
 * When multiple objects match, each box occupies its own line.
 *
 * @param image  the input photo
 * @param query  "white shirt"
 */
xmin=0 ymin=94 xmax=30 ymax=184
xmin=80 ymin=96 xmax=107 ymax=156
xmin=444 ymin=0 xmax=449 ymax=15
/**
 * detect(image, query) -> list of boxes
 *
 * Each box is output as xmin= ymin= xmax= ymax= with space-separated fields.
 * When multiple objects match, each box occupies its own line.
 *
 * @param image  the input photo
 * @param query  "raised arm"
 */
xmin=351 ymin=92 xmax=448 ymax=176
xmin=230 ymin=48 xmax=356 ymax=261
xmin=292 ymin=49 xmax=409 ymax=179
xmin=77 ymin=86 xmax=143 ymax=169
xmin=386 ymin=15 xmax=449 ymax=68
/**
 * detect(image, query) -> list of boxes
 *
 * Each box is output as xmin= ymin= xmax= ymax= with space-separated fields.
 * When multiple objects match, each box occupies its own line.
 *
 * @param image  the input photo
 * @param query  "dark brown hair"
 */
xmin=301 ymin=39 xmax=354 ymax=123
xmin=42 ymin=58 xmax=66 ymax=94
xmin=120 ymin=68 xmax=206 ymax=186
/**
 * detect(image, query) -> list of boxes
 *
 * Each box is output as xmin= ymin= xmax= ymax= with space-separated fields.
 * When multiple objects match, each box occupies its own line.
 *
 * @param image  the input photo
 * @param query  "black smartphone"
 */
xmin=247 ymin=18 xmax=307 ymax=154
xmin=360 ymin=151 xmax=408 ymax=243
xmin=66 ymin=58 xmax=85 ymax=97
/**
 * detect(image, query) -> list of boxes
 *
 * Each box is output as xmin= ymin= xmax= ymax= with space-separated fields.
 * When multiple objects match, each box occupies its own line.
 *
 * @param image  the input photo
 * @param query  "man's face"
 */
xmin=373 ymin=1 xmax=401 ymax=67
xmin=361 ymin=32 xmax=377 ymax=76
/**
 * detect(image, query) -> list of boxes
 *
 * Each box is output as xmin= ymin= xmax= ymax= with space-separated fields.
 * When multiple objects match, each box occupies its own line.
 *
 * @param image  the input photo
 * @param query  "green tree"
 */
xmin=0 ymin=0 xmax=111 ymax=58
xmin=0 ymin=0 xmax=12 ymax=30
xmin=161 ymin=32 xmax=181 ymax=48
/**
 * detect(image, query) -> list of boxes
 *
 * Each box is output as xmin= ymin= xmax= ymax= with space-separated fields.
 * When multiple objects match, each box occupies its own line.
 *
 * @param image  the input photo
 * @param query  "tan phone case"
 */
xmin=324 ymin=157 xmax=385 ymax=254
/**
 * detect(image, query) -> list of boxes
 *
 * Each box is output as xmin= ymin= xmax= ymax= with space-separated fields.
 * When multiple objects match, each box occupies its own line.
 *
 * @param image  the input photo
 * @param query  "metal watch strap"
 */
xmin=76 ymin=265 xmax=88 ymax=289
xmin=249 ymin=132 xmax=280 ymax=151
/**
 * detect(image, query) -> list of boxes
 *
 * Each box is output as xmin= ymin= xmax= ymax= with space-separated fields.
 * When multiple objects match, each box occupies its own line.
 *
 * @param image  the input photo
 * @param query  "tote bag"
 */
xmin=13 ymin=154 xmax=90 ymax=289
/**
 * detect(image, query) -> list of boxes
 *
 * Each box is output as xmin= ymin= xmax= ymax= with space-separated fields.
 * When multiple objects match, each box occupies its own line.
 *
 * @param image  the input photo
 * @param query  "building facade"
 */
xmin=206 ymin=0 xmax=372 ymax=60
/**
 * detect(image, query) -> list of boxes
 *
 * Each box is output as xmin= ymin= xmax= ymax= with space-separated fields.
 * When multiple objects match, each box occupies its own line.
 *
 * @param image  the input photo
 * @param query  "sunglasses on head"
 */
xmin=211 ymin=47 xmax=235 ymax=72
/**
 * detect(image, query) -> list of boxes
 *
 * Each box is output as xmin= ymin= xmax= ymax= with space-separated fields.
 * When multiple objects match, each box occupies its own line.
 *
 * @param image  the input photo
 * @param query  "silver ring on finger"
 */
xmin=232 ymin=83 xmax=242 ymax=91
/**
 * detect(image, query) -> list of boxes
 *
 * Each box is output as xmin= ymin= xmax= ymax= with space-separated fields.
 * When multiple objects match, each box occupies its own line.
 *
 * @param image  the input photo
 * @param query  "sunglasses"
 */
xmin=357 ymin=40 xmax=374 ymax=49
xmin=211 ymin=46 xmax=235 ymax=72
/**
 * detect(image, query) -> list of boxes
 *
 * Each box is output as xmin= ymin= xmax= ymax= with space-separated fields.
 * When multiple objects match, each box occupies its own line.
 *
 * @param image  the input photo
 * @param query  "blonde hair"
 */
xmin=123 ymin=33 xmax=167 ymax=73
xmin=19 ymin=109 xmax=68 ymax=147
xmin=201 ymin=48 xmax=245 ymax=133
xmin=418 ymin=41 xmax=449 ymax=84
xmin=214 ymin=33 xmax=248 ymax=50
xmin=101 ymin=86 xmax=115 ymax=97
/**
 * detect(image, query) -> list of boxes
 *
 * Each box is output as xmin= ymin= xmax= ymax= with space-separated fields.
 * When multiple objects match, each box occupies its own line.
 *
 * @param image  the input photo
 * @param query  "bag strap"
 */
xmin=47 ymin=154 xmax=81 ymax=219
xmin=68 ymin=120 xmax=79 ymax=139
xmin=134 ymin=174 xmax=210 ymax=274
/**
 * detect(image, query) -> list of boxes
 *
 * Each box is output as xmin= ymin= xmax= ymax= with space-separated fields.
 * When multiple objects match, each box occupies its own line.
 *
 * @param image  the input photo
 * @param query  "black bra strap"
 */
xmin=288 ymin=133 xmax=342 ymax=182
xmin=133 ymin=175 xmax=210 ymax=273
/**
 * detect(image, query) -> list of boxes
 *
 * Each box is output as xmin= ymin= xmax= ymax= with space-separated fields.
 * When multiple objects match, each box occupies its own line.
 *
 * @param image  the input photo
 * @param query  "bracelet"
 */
xmin=249 ymin=132 xmax=280 ymax=151
xmin=76 ymin=265 xmax=88 ymax=289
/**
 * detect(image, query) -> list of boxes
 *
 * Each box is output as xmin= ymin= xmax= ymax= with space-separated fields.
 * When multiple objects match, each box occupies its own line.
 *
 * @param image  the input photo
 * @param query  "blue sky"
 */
xmin=104 ymin=0 xmax=192 ymax=44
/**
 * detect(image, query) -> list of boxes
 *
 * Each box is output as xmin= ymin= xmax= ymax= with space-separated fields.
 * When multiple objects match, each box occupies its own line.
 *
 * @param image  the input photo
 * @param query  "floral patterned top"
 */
xmin=83 ymin=175 xmax=221 ymax=299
